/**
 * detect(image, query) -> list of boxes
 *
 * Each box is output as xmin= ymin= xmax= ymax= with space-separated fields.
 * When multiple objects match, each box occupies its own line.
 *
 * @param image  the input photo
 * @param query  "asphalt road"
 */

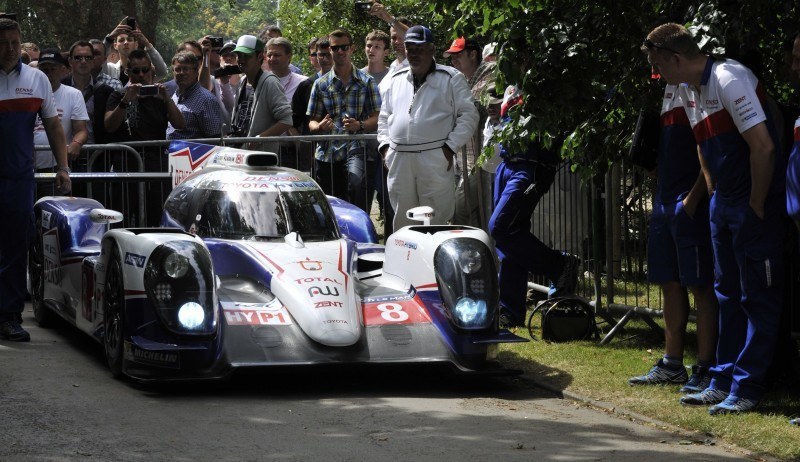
xmin=1 ymin=306 xmax=753 ymax=462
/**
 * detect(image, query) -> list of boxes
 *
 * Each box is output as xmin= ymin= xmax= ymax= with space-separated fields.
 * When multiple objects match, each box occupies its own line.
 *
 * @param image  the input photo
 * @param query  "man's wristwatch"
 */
xmin=359 ymin=120 xmax=364 ymax=131
xmin=56 ymin=166 xmax=71 ymax=174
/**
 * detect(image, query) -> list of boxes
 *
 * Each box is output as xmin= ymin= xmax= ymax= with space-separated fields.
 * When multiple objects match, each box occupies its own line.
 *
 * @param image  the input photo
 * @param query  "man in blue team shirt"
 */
xmin=644 ymin=23 xmax=786 ymax=415
xmin=0 ymin=16 xmax=70 ymax=341
xmin=628 ymin=83 xmax=718 ymax=393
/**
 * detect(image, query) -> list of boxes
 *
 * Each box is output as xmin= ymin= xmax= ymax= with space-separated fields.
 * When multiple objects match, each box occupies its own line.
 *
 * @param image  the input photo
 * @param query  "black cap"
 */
xmin=38 ymin=48 xmax=68 ymax=66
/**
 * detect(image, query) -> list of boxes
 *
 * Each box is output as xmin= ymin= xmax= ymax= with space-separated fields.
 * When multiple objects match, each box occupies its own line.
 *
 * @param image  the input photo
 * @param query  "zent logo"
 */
xmin=124 ymin=252 xmax=146 ymax=268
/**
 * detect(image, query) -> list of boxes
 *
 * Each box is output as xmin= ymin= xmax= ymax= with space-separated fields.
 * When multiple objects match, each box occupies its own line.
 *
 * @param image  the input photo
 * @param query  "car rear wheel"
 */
xmin=29 ymin=217 xmax=54 ymax=327
xmin=104 ymin=245 xmax=125 ymax=378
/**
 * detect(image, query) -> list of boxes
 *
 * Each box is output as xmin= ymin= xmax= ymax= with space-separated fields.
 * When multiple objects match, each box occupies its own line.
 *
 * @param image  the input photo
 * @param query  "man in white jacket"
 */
xmin=377 ymin=25 xmax=478 ymax=229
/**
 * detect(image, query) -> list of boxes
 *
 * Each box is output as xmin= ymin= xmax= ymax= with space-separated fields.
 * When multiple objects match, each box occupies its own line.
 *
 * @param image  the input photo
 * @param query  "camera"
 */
xmin=209 ymin=37 xmax=224 ymax=49
xmin=125 ymin=16 xmax=137 ymax=29
xmin=213 ymin=65 xmax=241 ymax=78
xmin=355 ymin=1 xmax=372 ymax=12
xmin=138 ymin=85 xmax=158 ymax=97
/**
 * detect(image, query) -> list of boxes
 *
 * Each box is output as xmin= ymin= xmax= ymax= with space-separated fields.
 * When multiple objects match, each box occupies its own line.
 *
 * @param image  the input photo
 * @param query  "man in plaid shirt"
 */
xmin=307 ymin=29 xmax=381 ymax=211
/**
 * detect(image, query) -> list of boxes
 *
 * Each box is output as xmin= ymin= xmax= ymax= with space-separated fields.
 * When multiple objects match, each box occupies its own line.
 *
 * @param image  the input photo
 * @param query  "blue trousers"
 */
xmin=708 ymin=195 xmax=785 ymax=400
xmin=489 ymin=161 xmax=560 ymax=325
xmin=0 ymin=178 xmax=34 ymax=322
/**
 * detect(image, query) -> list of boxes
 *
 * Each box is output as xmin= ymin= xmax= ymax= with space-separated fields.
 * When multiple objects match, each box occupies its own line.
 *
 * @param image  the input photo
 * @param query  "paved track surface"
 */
xmin=1 ymin=307 xmax=753 ymax=461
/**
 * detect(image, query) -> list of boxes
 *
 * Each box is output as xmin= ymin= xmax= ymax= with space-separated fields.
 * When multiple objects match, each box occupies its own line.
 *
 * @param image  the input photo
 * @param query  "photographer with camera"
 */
xmin=104 ymin=49 xmax=184 ymax=226
xmin=104 ymin=17 xmax=168 ymax=85
xmin=201 ymin=35 xmax=236 ymax=122
xmin=105 ymin=49 xmax=183 ymax=142
xmin=230 ymin=35 xmax=293 ymax=152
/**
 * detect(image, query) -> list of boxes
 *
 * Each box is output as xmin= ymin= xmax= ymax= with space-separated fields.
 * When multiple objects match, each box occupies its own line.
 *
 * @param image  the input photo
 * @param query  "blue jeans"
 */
xmin=489 ymin=160 xmax=561 ymax=325
xmin=316 ymin=148 xmax=371 ymax=212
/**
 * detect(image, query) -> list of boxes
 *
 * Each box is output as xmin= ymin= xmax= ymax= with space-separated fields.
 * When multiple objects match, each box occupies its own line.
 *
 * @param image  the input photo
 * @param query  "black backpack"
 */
xmin=527 ymin=297 xmax=599 ymax=342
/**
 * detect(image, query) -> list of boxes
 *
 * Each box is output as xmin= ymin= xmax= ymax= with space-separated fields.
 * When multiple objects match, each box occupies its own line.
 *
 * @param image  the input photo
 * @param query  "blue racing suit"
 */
xmin=489 ymin=139 xmax=562 ymax=326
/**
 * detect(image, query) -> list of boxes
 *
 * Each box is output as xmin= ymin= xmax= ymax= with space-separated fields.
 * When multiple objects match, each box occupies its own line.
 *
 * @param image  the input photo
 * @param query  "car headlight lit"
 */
xmin=433 ymin=238 xmax=498 ymax=330
xmin=144 ymin=240 xmax=217 ymax=337
xmin=178 ymin=302 xmax=205 ymax=329
xmin=164 ymin=253 xmax=189 ymax=279
xmin=459 ymin=249 xmax=482 ymax=274
xmin=454 ymin=297 xmax=487 ymax=327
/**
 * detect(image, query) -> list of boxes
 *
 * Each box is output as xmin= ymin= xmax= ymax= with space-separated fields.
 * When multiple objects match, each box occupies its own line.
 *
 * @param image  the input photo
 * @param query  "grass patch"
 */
xmin=502 ymin=316 xmax=800 ymax=460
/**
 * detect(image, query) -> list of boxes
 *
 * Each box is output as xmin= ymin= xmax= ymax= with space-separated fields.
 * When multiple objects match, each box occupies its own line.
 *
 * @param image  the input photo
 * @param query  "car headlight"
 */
xmin=433 ymin=238 xmax=498 ymax=330
xmin=459 ymin=249 xmax=482 ymax=274
xmin=164 ymin=253 xmax=189 ymax=279
xmin=144 ymin=241 xmax=217 ymax=336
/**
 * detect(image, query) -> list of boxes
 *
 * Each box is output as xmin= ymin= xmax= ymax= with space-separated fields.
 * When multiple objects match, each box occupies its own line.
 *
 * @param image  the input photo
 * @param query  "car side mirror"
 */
xmin=89 ymin=208 xmax=123 ymax=225
xmin=406 ymin=206 xmax=434 ymax=226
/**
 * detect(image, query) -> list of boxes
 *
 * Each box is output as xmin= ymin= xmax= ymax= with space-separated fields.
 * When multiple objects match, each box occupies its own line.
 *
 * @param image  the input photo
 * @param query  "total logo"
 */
xmin=295 ymin=277 xmax=342 ymax=285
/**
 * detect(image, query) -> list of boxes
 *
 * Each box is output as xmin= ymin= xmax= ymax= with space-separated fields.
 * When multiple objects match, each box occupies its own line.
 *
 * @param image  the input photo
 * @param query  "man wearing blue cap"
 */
xmin=377 ymin=25 xmax=478 ymax=229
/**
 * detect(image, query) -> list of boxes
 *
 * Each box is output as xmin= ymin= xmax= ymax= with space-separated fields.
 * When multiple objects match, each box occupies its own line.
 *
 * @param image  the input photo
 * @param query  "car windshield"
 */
xmin=193 ymin=187 xmax=337 ymax=241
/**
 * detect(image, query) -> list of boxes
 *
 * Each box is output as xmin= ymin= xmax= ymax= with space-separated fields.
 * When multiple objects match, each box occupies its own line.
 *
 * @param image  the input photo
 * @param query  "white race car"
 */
xmin=29 ymin=141 xmax=525 ymax=380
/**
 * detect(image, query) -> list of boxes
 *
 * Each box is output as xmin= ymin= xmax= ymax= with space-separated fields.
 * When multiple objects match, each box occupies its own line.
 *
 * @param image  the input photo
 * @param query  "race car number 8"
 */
xmin=377 ymin=303 xmax=409 ymax=322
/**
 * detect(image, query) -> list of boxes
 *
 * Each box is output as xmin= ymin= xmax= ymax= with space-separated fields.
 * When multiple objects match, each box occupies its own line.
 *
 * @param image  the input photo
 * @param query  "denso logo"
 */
xmin=734 ymin=95 xmax=747 ymax=105
xmin=16 ymin=87 xmax=33 ymax=96
xmin=665 ymin=92 xmax=673 ymax=99
xmin=308 ymin=286 xmax=339 ymax=297
xmin=124 ymin=252 xmax=146 ymax=268
xmin=705 ymin=99 xmax=719 ymax=105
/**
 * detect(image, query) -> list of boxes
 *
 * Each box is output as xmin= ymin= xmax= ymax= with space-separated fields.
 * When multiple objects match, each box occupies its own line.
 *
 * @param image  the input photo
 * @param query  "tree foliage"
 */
xmin=432 ymin=0 xmax=800 ymax=177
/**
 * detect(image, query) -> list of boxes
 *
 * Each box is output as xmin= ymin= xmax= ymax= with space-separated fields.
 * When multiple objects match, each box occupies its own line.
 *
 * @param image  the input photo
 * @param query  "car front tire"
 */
xmin=29 ymin=217 xmax=54 ymax=327
xmin=104 ymin=244 xmax=125 ymax=378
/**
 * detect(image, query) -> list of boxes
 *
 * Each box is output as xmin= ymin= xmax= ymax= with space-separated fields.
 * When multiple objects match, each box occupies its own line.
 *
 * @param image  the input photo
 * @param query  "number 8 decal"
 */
xmin=377 ymin=303 xmax=409 ymax=322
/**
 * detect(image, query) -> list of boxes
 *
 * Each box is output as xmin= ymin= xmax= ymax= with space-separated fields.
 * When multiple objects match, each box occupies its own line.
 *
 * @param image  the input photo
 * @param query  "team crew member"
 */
xmin=628 ymin=83 xmax=718 ymax=392
xmin=644 ymin=23 xmax=786 ymax=415
xmin=0 ymin=17 xmax=70 ymax=341
xmin=488 ymin=87 xmax=579 ymax=328
xmin=788 ymin=34 xmax=800 ymax=230
xmin=377 ymin=25 xmax=478 ymax=229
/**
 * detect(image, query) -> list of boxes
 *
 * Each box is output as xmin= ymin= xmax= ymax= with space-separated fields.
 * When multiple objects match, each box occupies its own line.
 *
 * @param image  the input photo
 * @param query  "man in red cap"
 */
xmin=446 ymin=36 xmax=498 ymax=228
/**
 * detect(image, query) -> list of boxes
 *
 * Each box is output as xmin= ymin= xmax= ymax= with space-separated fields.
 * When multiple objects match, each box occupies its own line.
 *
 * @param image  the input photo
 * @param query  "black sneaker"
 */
xmin=0 ymin=320 xmax=30 ymax=342
xmin=552 ymin=253 xmax=580 ymax=297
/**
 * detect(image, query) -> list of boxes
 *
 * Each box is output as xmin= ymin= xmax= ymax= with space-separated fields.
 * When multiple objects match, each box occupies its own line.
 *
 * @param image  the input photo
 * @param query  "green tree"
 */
xmin=429 ymin=0 xmax=800 ymax=176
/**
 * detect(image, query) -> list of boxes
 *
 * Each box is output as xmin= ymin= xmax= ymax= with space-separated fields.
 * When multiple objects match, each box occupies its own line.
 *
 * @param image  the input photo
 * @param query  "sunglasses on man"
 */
xmin=642 ymin=38 xmax=680 ymax=55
